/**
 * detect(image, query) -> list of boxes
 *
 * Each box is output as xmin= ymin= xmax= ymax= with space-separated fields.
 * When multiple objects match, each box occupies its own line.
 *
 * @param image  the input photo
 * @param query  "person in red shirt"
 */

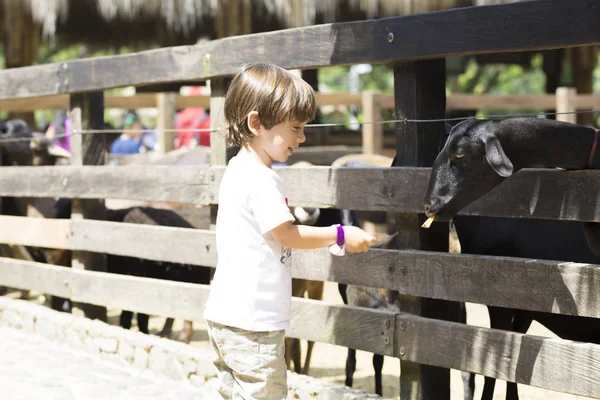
xmin=175 ymin=86 xmax=211 ymax=149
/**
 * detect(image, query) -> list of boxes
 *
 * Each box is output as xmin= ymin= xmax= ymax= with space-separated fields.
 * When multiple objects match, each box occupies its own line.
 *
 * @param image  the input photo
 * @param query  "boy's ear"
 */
xmin=247 ymin=111 xmax=261 ymax=136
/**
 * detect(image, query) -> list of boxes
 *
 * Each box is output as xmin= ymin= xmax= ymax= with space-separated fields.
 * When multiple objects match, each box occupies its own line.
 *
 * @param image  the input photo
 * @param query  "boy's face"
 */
xmin=249 ymin=116 xmax=307 ymax=166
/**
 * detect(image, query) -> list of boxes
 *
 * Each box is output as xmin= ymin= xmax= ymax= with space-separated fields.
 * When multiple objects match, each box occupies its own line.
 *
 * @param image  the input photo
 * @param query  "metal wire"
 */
xmin=0 ymin=108 xmax=599 ymax=144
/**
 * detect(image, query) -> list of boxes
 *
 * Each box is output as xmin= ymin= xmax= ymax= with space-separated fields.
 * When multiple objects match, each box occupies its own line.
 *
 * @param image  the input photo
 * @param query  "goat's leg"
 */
xmin=50 ymin=296 xmax=71 ymax=313
xmin=285 ymin=338 xmax=302 ymax=374
xmin=301 ymin=280 xmax=323 ymax=375
xmin=482 ymin=306 xmax=520 ymax=400
xmin=159 ymin=318 xmax=175 ymax=337
xmin=301 ymin=340 xmax=315 ymax=375
xmin=373 ymin=353 xmax=384 ymax=396
xmin=137 ymin=313 xmax=149 ymax=334
xmin=178 ymin=320 xmax=194 ymax=343
xmin=506 ymin=382 xmax=519 ymax=400
xmin=461 ymin=371 xmax=475 ymax=400
xmin=119 ymin=310 xmax=134 ymax=330
xmin=345 ymin=348 xmax=357 ymax=388
xmin=583 ymin=222 xmax=600 ymax=258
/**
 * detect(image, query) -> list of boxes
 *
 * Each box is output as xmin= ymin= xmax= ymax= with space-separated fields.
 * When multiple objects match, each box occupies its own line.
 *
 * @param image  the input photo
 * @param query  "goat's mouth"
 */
xmin=424 ymin=203 xmax=455 ymax=222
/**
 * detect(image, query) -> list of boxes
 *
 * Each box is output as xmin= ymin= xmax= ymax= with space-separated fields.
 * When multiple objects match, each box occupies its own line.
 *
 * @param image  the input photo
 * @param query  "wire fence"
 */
xmin=0 ymin=109 xmax=599 ymax=144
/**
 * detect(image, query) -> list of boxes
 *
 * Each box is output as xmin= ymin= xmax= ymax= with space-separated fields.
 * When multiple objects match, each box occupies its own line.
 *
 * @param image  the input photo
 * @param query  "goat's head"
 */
xmin=423 ymin=119 xmax=513 ymax=221
xmin=0 ymin=119 xmax=71 ymax=166
xmin=0 ymin=119 xmax=34 ymax=155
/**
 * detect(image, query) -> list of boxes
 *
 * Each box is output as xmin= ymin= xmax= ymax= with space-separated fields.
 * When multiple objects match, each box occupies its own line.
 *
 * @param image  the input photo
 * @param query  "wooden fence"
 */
xmin=1 ymin=1 xmax=600 ymax=398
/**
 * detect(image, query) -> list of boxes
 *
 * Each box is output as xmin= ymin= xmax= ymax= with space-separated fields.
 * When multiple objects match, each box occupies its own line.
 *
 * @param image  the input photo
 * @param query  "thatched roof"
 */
xmin=3 ymin=0 xmax=518 ymax=47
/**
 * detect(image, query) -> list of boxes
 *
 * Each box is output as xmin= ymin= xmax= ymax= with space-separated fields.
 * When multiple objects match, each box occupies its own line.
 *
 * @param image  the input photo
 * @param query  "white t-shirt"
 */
xmin=203 ymin=150 xmax=295 ymax=331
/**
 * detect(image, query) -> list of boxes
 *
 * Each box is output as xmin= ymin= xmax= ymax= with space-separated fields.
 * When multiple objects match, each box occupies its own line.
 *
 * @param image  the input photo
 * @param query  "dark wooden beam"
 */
xmin=393 ymin=58 xmax=457 ymax=400
xmin=5 ymin=167 xmax=600 ymax=223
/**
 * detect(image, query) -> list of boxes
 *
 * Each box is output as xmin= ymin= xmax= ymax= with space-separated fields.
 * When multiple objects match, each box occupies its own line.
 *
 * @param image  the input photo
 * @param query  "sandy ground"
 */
xmin=4 ymin=284 xmax=596 ymax=399
xmin=130 ymin=282 xmax=595 ymax=400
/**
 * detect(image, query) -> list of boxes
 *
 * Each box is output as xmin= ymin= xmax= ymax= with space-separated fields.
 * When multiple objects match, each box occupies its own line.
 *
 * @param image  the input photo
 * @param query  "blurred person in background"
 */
xmin=175 ymin=86 xmax=211 ymax=149
xmin=110 ymin=110 xmax=157 ymax=154
xmin=45 ymin=110 xmax=71 ymax=152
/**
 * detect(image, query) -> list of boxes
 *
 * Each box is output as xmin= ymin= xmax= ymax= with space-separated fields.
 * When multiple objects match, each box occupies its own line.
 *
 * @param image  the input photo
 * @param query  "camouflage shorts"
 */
xmin=207 ymin=320 xmax=288 ymax=400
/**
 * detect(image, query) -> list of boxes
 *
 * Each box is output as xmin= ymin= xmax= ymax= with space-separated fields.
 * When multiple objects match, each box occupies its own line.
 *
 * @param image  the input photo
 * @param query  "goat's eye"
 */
xmin=455 ymin=153 xmax=465 ymax=159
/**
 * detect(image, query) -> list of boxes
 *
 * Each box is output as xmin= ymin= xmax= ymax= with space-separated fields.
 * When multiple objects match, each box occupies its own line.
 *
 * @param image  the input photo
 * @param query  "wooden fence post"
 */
xmin=362 ymin=90 xmax=383 ymax=154
xmin=556 ymin=87 xmax=577 ymax=124
xmin=393 ymin=59 xmax=458 ymax=399
xmin=156 ymin=92 xmax=177 ymax=153
xmin=70 ymin=92 xmax=108 ymax=321
xmin=210 ymin=79 xmax=227 ymax=232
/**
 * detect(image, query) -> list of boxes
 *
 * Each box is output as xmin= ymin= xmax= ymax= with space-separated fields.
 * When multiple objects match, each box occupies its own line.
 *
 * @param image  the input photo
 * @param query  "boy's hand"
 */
xmin=343 ymin=226 xmax=377 ymax=253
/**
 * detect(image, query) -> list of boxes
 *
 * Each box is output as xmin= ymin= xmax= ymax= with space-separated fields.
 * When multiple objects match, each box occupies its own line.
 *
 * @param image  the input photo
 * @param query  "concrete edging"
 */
xmin=0 ymin=297 xmax=385 ymax=399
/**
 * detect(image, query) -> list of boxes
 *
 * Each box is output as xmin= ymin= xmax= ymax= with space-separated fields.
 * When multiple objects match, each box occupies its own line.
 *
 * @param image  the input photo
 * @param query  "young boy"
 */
xmin=204 ymin=63 xmax=376 ymax=399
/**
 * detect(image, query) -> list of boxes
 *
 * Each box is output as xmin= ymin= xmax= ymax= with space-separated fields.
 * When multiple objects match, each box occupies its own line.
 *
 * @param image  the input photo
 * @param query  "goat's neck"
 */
xmin=496 ymin=119 xmax=597 ymax=170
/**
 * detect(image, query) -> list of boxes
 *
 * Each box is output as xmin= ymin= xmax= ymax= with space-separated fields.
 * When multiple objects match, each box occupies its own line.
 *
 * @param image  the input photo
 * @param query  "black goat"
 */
xmin=53 ymin=200 xmax=211 ymax=335
xmin=424 ymin=117 xmax=600 ymax=400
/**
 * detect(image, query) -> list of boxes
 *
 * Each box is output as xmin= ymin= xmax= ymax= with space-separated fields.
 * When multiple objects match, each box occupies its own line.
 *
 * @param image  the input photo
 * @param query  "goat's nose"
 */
xmin=424 ymin=202 xmax=438 ymax=215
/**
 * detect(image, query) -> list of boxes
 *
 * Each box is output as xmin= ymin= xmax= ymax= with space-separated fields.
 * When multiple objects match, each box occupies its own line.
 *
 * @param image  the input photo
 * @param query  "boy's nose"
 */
xmin=298 ymin=131 xmax=306 ymax=144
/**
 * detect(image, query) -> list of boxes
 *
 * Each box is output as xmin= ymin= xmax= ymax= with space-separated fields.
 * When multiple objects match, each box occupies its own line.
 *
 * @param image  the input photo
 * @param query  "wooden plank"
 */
xmin=286 ymin=145 xmax=362 ymax=165
xmin=0 ymin=166 xmax=209 ymax=203
xmin=210 ymin=79 xmax=227 ymax=166
xmin=292 ymin=249 xmax=600 ymax=319
xmin=70 ymin=219 xmax=218 ymax=267
xmin=0 ymin=216 xmax=70 ymax=248
xmin=395 ymin=315 xmax=600 ymax=398
xmin=69 ymin=269 xmax=210 ymax=322
xmin=1 ymin=92 xmax=596 ymax=113
xmin=0 ymin=257 xmax=70 ymax=298
xmin=4 ymin=213 xmax=599 ymax=320
xmin=2 ymin=1 xmax=599 ymax=100
xmin=218 ymin=166 xmax=428 ymax=211
xmin=288 ymin=297 xmax=395 ymax=356
xmin=393 ymin=57 xmax=453 ymax=399
xmin=361 ymin=90 xmax=383 ymax=154
xmin=4 ymin=255 xmax=599 ymax=398
xmin=156 ymin=93 xmax=176 ymax=153
xmin=446 ymin=94 xmax=556 ymax=110
xmin=577 ymin=94 xmax=600 ymax=109
xmin=556 ymin=87 xmax=577 ymax=123
xmin=0 ymin=94 xmax=211 ymax=111
xmin=315 ymin=93 xmax=362 ymax=107
xmin=5 ymin=166 xmax=600 ymax=223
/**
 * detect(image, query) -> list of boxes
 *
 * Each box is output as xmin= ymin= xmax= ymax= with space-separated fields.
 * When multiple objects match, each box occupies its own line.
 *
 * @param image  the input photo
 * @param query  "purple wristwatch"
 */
xmin=336 ymin=225 xmax=345 ymax=247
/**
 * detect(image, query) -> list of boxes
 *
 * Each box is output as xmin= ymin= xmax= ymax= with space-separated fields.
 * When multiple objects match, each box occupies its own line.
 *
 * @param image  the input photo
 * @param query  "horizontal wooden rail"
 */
xmin=5 ymin=92 xmax=600 ymax=112
xmin=2 ymin=217 xmax=600 ymax=319
xmin=3 ymin=92 xmax=600 ymax=112
xmin=1 ymin=1 xmax=599 ymax=100
xmin=0 ymin=257 xmax=598 ymax=398
xmin=0 ymin=216 xmax=70 ymax=248
xmin=3 ymin=166 xmax=600 ymax=222
xmin=395 ymin=315 xmax=600 ymax=398
xmin=0 ymin=166 xmax=210 ymax=204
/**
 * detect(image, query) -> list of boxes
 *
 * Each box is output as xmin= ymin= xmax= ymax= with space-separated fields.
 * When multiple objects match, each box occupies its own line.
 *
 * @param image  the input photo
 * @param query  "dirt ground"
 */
xmin=139 ymin=282 xmax=596 ymax=400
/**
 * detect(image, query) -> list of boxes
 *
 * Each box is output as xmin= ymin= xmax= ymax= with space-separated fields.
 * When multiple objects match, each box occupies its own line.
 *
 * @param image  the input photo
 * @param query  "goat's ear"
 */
xmin=483 ymin=136 xmax=513 ymax=177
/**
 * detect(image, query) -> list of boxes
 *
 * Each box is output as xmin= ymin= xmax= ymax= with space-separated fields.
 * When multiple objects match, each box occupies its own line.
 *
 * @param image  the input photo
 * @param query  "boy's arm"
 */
xmin=270 ymin=221 xmax=375 ymax=252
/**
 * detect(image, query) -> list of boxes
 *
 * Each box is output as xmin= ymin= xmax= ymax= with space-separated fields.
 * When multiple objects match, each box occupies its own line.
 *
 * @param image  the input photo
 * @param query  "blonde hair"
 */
xmin=224 ymin=63 xmax=316 ymax=147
